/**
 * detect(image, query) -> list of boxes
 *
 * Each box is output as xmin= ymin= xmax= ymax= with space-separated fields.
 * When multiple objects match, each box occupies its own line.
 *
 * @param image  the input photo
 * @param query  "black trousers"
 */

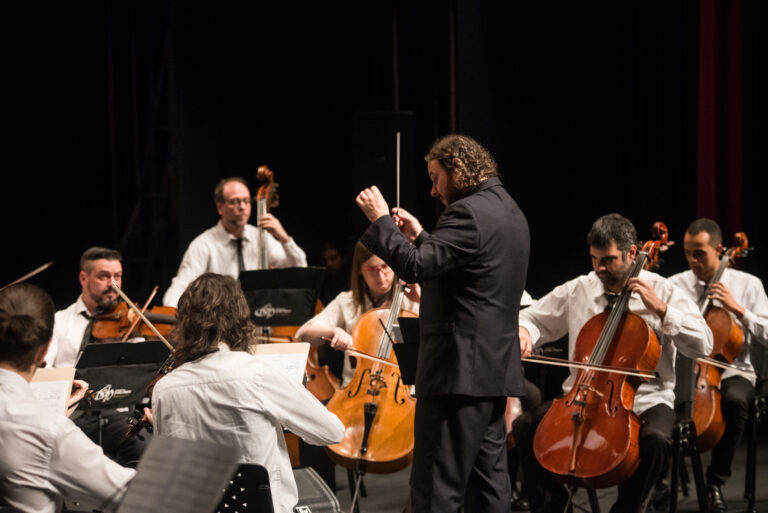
xmin=75 ymin=409 xmax=149 ymax=467
xmin=410 ymin=394 xmax=510 ymax=513
xmin=707 ymin=375 xmax=755 ymax=485
xmin=512 ymin=400 xmax=675 ymax=513
xmin=507 ymin=379 xmax=543 ymax=489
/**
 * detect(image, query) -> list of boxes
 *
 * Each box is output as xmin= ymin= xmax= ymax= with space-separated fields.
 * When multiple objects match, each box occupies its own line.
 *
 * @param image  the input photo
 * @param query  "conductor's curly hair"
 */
xmin=171 ymin=273 xmax=258 ymax=365
xmin=424 ymin=134 xmax=499 ymax=197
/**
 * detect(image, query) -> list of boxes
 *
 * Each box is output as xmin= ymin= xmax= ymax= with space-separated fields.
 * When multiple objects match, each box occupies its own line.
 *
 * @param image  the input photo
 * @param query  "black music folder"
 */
xmin=239 ymin=266 xmax=325 ymax=326
xmin=393 ymin=316 xmax=420 ymax=386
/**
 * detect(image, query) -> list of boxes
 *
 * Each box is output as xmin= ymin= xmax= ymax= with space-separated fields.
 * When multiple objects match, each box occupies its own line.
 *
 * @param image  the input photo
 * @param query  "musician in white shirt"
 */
xmin=668 ymin=218 xmax=768 ymax=513
xmin=152 ymin=273 xmax=344 ymax=513
xmin=513 ymin=214 xmax=711 ymax=513
xmin=296 ymin=241 xmax=420 ymax=386
xmin=163 ymin=177 xmax=307 ymax=307
xmin=0 ymin=283 xmax=134 ymax=513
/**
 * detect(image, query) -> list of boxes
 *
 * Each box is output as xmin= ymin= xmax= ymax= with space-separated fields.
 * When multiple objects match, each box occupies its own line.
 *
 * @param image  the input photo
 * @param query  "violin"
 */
xmin=533 ymin=222 xmax=669 ymax=488
xmin=91 ymin=301 xmax=176 ymax=341
xmin=693 ymin=232 xmax=750 ymax=452
xmin=325 ymin=281 xmax=417 ymax=474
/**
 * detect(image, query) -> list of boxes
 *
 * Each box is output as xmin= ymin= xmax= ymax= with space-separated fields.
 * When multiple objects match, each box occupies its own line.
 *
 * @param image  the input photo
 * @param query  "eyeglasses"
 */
xmin=224 ymin=198 xmax=251 ymax=207
xmin=362 ymin=263 xmax=391 ymax=275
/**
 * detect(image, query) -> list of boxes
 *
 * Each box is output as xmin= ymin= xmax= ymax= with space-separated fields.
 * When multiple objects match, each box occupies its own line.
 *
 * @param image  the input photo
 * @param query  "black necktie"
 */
xmin=604 ymin=293 xmax=619 ymax=312
xmin=75 ymin=311 xmax=95 ymax=364
xmin=234 ymin=238 xmax=245 ymax=275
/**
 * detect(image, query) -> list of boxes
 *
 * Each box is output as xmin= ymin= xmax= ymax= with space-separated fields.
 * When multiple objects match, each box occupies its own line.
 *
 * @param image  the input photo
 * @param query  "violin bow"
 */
xmin=697 ymin=356 xmax=757 ymax=379
xmin=1 ymin=262 xmax=53 ymax=291
xmin=522 ymin=354 xmax=657 ymax=379
xmin=110 ymin=282 xmax=173 ymax=352
xmin=120 ymin=285 xmax=159 ymax=342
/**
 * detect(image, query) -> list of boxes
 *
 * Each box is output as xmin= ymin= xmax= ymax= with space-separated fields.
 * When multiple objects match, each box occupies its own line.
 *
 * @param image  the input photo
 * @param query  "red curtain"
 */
xmin=697 ymin=0 xmax=743 ymax=233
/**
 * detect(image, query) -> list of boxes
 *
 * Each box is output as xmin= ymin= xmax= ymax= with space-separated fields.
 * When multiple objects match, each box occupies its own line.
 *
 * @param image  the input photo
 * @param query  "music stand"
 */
xmin=393 ymin=316 xmax=420 ymax=386
xmin=239 ymin=267 xmax=325 ymax=327
xmin=76 ymin=341 xmax=171 ymax=410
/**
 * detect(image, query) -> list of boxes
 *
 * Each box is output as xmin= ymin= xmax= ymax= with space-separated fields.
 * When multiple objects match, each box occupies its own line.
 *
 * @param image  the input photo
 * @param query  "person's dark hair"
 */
xmin=586 ymin=213 xmax=638 ymax=254
xmin=423 ymin=135 xmax=499 ymax=197
xmin=0 ymin=283 xmax=55 ymax=370
xmin=80 ymin=247 xmax=121 ymax=273
xmin=214 ymin=177 xmax=249 ymax=204
xmin=350 ymin=242 xmax=396 ymax=314
xmin=686 ymin=218 xmax=722 ymax=247
xmin=170 ymin=273 xmax=258 ymax=365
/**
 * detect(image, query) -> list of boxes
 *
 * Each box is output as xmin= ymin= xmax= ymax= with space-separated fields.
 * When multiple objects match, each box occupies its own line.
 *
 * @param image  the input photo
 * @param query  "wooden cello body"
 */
xmin=693 ymin=233 xmax=749 ymax=452
xmin=325 ymin=287 xmax=417 ymax=473
xmin=533 ymin=222 xmax=668 ymax=489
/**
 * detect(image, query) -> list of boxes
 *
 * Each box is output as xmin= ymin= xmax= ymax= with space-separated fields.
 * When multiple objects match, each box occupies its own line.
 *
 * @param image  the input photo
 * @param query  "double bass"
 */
xmin=533 ymin=222 xmax=669 ymax=488
xmin=325 ymin=281 xmax=417 ymax=474
xmin=693 ymin=232 xmax=750 ymax=452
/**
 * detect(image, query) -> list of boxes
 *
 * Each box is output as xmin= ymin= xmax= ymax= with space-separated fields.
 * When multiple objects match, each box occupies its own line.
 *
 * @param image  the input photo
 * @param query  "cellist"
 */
xmin=668 ymin=218 xmax=768 ymax=513
xmin=296 ymin=241 xmax=420 ymax=387
xmin=513 ymin=214 xmax=711 ymax=513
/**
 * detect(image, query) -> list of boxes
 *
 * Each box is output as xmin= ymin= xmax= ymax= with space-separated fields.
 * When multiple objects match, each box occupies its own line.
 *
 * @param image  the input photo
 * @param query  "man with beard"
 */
xmin=45 ymin=247 xmax=146 ymax=466
xmin=45 ymin=247 xmax=123 ymax=367
xmin=356 ymin=134 xmax=529 ymax=513
xmin=512 ymin=213 xmax=712 ymax=513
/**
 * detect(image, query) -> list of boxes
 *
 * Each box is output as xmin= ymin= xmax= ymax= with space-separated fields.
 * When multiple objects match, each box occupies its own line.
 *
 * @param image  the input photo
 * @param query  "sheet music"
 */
xmin=30 ymin=367 xmax=75 ymax=415
xmin=117 ymin=436 xmax=240 ymax=513
xmin=251 ymin=342 xmax=309 ymax=384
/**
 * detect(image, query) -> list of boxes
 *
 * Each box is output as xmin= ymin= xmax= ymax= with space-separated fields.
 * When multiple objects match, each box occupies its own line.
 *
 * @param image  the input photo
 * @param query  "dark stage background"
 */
xmin=1 ymin=1 xmax=764 ymax=309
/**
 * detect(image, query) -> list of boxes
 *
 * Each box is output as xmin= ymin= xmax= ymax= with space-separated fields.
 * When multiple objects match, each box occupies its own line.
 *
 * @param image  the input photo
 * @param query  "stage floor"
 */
xmin=331 ymin=430 xmax=768 ymax=512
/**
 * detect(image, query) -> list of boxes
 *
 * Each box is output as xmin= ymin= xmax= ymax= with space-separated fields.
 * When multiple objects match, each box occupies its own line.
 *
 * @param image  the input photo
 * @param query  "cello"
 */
xmin=533 ymin=222 xmax=669 ymax=488
xmin=324 ymin=280 xmax=417 ymax=474
xmin=693 ymin=232 xmax=750 ymax=452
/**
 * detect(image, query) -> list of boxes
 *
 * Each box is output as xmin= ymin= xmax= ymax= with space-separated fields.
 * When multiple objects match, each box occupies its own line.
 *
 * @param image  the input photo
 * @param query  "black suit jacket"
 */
xmin=361 ymin=177 xmax=529 ymax=397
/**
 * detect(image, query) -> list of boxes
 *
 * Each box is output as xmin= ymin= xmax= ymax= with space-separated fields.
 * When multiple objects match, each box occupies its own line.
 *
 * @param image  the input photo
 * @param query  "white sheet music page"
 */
xmin=251 ymin=341 xmax=310 ymax=384
xmin=30 ymin=367 xmax=75 ymax=415
xmin=116 ymin=435 xmax=240 ymax=513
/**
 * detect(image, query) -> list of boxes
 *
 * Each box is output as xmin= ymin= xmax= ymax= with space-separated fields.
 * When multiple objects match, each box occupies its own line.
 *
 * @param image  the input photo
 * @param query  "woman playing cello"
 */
xmin=296 ymin=241 xmax=420 ymax=386
xmin=513 ymin=214 xmax=711 ymax=513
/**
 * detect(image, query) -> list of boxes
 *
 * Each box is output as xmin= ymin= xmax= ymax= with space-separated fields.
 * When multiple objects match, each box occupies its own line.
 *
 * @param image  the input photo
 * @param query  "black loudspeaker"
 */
xmin=293 ymin=467 xmax=341 ymax=513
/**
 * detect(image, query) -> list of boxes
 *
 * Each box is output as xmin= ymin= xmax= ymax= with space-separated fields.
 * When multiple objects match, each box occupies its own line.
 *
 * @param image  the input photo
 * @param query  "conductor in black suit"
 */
xmin=356 ymin=134 xmax=530 ymax=513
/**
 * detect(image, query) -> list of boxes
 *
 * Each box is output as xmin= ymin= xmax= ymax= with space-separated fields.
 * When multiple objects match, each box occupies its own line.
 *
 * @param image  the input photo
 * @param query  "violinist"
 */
xmin=44 ymin=246 xmax=147 ymax=467
xmin=668 ymin=218 xmax=768 ymax=513
xmin=513 ymin=214 xmax=712 ymax=513
xmin=151 ymin=273 xmax=345 ymax=513
xmin=296 ymin=241 xmax=420 ymax=386
xmin=162 ymin=176 xmax=307 ymax=307
xmin=0 ymin=283 xmax=135 ymax=513
xmin=45 ymin=246 xmax=123 ymax=368
xmin=356 ymin=134 xmax=529 ymax=513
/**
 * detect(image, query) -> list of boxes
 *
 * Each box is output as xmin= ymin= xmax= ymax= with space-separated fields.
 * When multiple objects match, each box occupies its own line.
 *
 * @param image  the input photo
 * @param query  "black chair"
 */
xmin=214 ymin=463 xmax=274 ymax=513
xmin=667 ymin=355 xmax=708 ymax=513
xmin=744 ymin=343 xmax=768 ymax=513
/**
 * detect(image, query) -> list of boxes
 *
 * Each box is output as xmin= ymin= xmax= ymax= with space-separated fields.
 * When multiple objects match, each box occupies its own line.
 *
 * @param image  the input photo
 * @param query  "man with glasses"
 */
xmin=163 ymin=177 xmax=307 ymax=307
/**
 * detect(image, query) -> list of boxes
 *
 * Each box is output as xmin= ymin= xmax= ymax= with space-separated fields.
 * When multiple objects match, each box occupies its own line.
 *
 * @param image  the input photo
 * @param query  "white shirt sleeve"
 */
xmin=259 ymin=367 xmax=345 ymax=446
xmin=741 ymin=275 xmax=768 ymax=347
xmin=48 ymin=420 xmax=136 ymax=511
xmin=658 ymin=281 xmax=713 ymax=359
xmin=267 ymin=234 xmax=307 ymax=268
xmin=518 ymin=281 xmax=572 ymax=347
xmin=163 ymin=237 xmax=211 ymax=307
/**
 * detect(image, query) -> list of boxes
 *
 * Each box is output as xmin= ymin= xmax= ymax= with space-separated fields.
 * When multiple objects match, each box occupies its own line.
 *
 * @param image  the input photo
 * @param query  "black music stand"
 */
xmin=75 ymin=341 xmax=171 ymax=450
xmin=393 ymin=316 xmax=420 ymax=386
xmin=239 ymin=267 xmax=325 ymax=327
xmin=76 ymin=341 xmax=171 ymax=410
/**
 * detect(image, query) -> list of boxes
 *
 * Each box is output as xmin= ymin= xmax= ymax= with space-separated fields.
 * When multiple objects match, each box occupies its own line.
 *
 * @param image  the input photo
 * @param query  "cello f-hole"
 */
xmin=392 ymin=372 xmax=406 ymax=405
xmin=348 ymin=368 xmax=371 ymax=398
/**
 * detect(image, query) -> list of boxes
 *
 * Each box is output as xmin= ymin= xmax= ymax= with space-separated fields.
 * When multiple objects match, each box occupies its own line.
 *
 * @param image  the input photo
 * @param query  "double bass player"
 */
xmin=513 ymin=214 xmax=711 ymax=513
